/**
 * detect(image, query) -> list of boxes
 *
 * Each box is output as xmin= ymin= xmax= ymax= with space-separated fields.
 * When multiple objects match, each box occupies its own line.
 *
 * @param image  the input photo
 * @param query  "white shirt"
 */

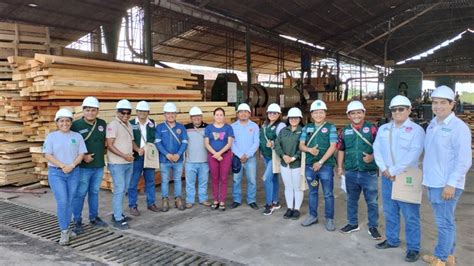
xmin=135 ymin=117 xmax=151 ymax=148
xmin=373 ymin=119 xmax=425 ymax=176
xmin=422 ymin=112 xmax=472 ymax=189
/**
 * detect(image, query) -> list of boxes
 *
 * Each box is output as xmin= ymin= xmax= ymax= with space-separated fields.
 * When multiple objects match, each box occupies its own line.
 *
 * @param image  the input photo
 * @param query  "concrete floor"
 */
xmin=2 ymin=161 xmax=473 ymax=265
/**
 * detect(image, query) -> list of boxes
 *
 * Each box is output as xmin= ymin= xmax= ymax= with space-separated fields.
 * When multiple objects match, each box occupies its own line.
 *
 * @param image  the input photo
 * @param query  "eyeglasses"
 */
xmin=390 ymin=107 xmax=407 ymax=113
xmin=119 ymin=111 xmax=131 ymax=115
xmin=268 ymin=112 xmax=279 ymax=115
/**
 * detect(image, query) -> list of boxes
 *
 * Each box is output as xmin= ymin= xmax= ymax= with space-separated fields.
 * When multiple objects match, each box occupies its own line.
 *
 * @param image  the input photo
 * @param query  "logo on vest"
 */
xmin=362 ymin=127 xmax=370 ymax=133
xmin=321 ymin=127 xmax=328 ymax=133
xmin=176 ymin=128 xmax=182 ymax=134
xmin=148 ymin=122 xmax=154 ymax=128
xmin=98 ymin=125 xmax=104 ymax=132
xmin=344 ymin=129 xmax=354 ymax=135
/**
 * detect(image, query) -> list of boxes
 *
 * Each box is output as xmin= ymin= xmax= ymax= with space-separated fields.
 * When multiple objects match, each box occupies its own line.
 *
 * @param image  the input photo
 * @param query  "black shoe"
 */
xmin=272 ymin=202 xmax=281 ymax=211
xmin=405 ymin=250 xmax=420 ymax=262
xmin=90 ymin=217 xmax=108 ymax=227
xmin=112 ymin=219 xmax=129 ymax=230
xmin=283 ymin=209 xmax=293 ymax=219
xmin=263 ymin=205 xmax=273 ymax=216
xmin=290 ymin=210 xmax=300 ymax=220
xmin=340 ymin=224 xmax=360 ymax=234
xmin=376 ymin=240 xmax=399 ymax=249
xmin=73 ymin=221 xmax=83 ymax=235
xmin=111 ymin=214 xmax=132 ymax=223
xmin=368 ymin=227 xmax=382 ymax=240
xmin=230 ymin=202 xmax=241 ymax=209
xmin=249 ymin=202 xmax=259 ymax=210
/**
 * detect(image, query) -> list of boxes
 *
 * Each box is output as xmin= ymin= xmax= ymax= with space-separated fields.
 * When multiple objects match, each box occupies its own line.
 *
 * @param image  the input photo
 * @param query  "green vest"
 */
xmin=342 ymin=121 xmax=377 ymax=171
xmin=303 ymin=122 xmax=336 ymax=166
xmin=70 ymin=117 xmax=107 ymax=168
xmin=259 ymin=121 xmax=283 ymax=159
xmin=130 ymin=118 xmax=156 ymax=160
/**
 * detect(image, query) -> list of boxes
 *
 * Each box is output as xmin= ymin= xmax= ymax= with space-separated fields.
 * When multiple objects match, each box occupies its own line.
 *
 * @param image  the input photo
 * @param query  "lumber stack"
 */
xmin=325 ymin=100 xmax=384 ymax=128
xmin=14 ymin=54 xmax=201 ymax=101
xmin=458 ymin=110 xmax=474 ymax=156
xmin=0 ymin=142 xmax=41 ymax=186
xmin=100 ymin=169 xmax=162 ymax=192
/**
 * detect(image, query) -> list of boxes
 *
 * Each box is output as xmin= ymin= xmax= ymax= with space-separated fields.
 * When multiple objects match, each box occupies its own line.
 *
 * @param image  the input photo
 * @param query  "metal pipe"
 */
xmin=144 ymin=0 xmax=154 ymax=66
xmin=246 ymin=26 xmax=251 ymax=102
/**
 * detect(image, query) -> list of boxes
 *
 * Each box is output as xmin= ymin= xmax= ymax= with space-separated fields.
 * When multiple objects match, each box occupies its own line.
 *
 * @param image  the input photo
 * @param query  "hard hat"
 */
xmin=136 ymin=100 xmax=150 ymax=111
xmin=431 ymin=85 xmax=454 ymax=101
xmin=81 ymin=96 xmax=99 ymax=108
xmin=310 ymin=100 xmax=327 ymax=111
xmin=389 ymin=95 xmax=411 ymax=109
xmin=266 ymin=103 xmax=281 ymax=113
xmin=116 ymin=99 xmax=132 ymax=110
xmin=287 ymin=107 xmax=302 ymax=118
xmin=55 ymin=108 xmax=73 ymax=121
xmin=237 ymin=103 xmax=251 ymax=112
xmin=189 ymin=106 xmax=203 ymax=116
xmin=346 ymin=101 xmax=366 ymax=113
xmin=163 ymin=102 xmax=177 ymax=113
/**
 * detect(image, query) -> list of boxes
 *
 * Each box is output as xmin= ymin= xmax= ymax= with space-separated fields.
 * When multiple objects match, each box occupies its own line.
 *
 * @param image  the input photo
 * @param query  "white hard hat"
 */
xmin=237 ymin=103 xmax=251 ymax=112
xmin=163 ymin=102 xmax=177 ymax=113
xmin=287 ymin=107 xmax=303 ymax=118
xmin=310 ymin=100 xmax=327 ymax=111
xmin=431 ymin=85 xmax=454 ymax=101
xmin=346 ymin=101 xmax=366 ymax=113
xmin=136 ymin=100 xmax=150 ymax=111
xmin=116 ymin=99 xmax=132 ymax=110
xmin=266 ymin=103 xmax=281 ymax=113
xmin=55 ymin=108 xmax=73 ymax=121
xmin=81 ymin=96 xmax=99 ymax=108
xmin=389 ymin=95 xmax=411 ymax=108
xmin=189 ymin=106 xmax=203 ymax=116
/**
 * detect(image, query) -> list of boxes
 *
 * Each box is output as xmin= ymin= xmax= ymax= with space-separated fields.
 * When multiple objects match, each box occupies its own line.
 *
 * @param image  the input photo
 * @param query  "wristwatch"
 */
xmin=317 ymin=161 xmax=324 ymax=165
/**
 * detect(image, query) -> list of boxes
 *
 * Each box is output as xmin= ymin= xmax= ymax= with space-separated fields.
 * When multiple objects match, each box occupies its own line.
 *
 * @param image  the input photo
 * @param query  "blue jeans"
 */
xmin=185 ymin=162 xmax=209 ymax=204
xmin=233 ymin=155 xmax=257 ymax=204
xmin=160 ymin=162 xmax=183 ymax=198
xmin=48 ymin=167 xmax=80 ymax=231
xmin=108 ymin=163 xmax=133 ymax=221
xmin=305 ymin=164 xmax=334 ymax=219
xmin=345 ymin=170 xmax=379 ymax=227
xmin=263 ymin=157 xmax=279 ymax=206
xmin=381 ymin=176 xmax=420 ymax=251
xmin=72 ymin=167 xmax=104 ymax=223
xmin=128 ymin=156 xmax=156 ymax=208
xmin=428 ymin=187 xmax=463 ymax=261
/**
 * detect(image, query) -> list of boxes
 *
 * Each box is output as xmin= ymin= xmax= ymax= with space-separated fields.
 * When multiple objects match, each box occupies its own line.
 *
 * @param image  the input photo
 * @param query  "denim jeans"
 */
xmin=160 ymin=162 xmax=184 ymax=198
xmin=345 ymin=170 xmax=379 ymax=227
xmin=263 ymin=156 xmax=280 ymax=206
xmin=48 ymin=167 xmax=80 ymax=230
xmin=72 ymin=167 xmax=104 ymax=223
xmin=128 ymin=156 xmax=156 ymax=208
xmin=428 ymin=187 xmax=463 ymax=261
xmin=305 ymin=164 xmax=334 ymax=219
xmin=233 ymin=155 xmax=257 ymax=204
xmin=185 ymin=162 xmax=209 ymax=204
xmin=108 ymin=163 xmax=133 ymax=221
xmin=381 ymin=176 xmax=420 ymax=251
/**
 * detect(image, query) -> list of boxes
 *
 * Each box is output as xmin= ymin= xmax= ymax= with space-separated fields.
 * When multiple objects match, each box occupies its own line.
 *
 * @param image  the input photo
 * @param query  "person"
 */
xmin=128 ymin=101 xmax=159 ymax=216
xmin=336 ymin=100 xmax=382 ymax=240
xmin=106 ymin=99 xmax=142 ymax=230
xmin=421 ymin=86 xmax=472 ymax=266
xmin=230 ymin=103 xmax=260 ymax=210
xmin=300 ymin=100 xmax=337 ymax=231
xmin=204 ymin=107 xmax=234 ymax=210
xmin=274 ymin=107 xmax=304 ymax=220
xmin=71 ymin=96 xmax=108 ymax=235
xmin=373 ymin=95 xmax=425 ymax=262
xmin=155 ymin=102 xmax=188 ymax=211
xmin=43 ymin=108 xmax=87 ymax=245
xmin=259 ymin=103 xmax=286 ymax=215
xmin=184 ymin=106 xmax=210 ymax=208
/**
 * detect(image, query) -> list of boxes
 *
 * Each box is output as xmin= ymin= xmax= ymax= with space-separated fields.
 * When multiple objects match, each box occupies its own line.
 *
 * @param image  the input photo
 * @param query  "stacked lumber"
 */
xmin=0 ymin=22 xmax=51 ymax=65
xmin=325 ymin=100 xmax=384 ymax=128
xmin=458 ymin=110 xmax=474 ymax=156
xmin=71 ymin=101 xmax=236 ymax=124
xmin=0 ymin=142 xmax=41 ymax=186
xmin=14 ymin=54 xmax=201 ymax=100
xmin=100 ymin=169 xmax=162 ymax=192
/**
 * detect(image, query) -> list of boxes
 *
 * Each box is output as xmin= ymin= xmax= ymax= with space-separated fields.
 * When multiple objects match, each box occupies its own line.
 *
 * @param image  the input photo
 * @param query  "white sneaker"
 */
xmin=59 ymin=230 xmax=69 ymax=246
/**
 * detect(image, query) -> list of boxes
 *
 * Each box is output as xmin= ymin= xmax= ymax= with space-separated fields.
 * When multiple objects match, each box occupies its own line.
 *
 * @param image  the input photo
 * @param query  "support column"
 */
xmin=103 ymin=18 xmax=122 ymax=60
xmin=245 ymin=26 xmax=251 ymax=102
xmin=144 ymin=0 xmax=154 ymax=66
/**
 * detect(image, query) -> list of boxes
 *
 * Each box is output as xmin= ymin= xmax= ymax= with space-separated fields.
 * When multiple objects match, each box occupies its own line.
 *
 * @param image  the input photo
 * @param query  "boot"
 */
xmin=161 ymin=198 xmax=169 ymax=212
xmin=175 ymin=197 xmax=185 ymax=211
xmin=423 ymin=255 xmax=454 ymax=266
